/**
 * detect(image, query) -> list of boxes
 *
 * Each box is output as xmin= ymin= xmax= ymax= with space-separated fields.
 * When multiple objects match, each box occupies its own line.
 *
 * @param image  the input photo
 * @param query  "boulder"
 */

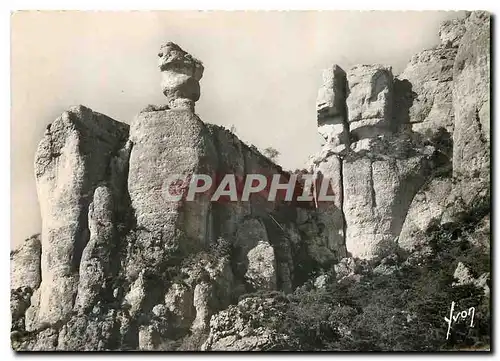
xmin=245 ymin=240 xmax=277 ymax=290
xmin=452 ymin=262 xmax=490 ymax=296
xmin=343 ymin=147 xmax=431 ymax=259
xmin=309 ymin=153 xmax=346 ymax=260
xmin=313 ymin=274 xmax=330 ymax=288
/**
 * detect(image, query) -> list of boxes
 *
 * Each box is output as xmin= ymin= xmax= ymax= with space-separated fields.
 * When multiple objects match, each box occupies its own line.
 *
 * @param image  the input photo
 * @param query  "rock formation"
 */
xmin=399 ymin=11 xmax=491 ymax=252
xmin=308 ymin=11 xmax=490 ymax=258
xmin=310 ymin=63 xmax=433 ymax=258
xmin=158 ymin=42 xmax=204 ymax=110
xmin=33 ymin=106 xmax=129 ymax=327
xmin=202 ymin=296 xmax=293 ymax=351
xmin=316 ymin=65 xmax=348 ymax=148
xmin=346 ymin=64 xmax=394 ymax=139
xmin=11 ymin=12 xmax=490 ymax=351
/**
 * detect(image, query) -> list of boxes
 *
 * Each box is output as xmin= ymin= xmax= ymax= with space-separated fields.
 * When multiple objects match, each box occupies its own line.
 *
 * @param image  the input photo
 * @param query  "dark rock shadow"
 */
xmin=392 ymin=78 xmax=417 ymax=131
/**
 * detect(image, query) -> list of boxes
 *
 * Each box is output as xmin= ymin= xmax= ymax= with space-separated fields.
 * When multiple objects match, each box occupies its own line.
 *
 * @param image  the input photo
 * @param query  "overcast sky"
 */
xmin=11 ymin=10 xmax=463 ymax=247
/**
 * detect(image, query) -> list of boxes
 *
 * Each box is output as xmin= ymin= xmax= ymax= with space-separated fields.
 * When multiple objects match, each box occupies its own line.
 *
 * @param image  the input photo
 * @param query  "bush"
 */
xmin=263 ymin=147 xmax=280 ymax=161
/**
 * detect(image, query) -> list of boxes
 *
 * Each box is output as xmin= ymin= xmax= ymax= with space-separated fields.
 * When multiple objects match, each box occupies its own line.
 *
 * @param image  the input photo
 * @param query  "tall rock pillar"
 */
xmin=34 ymin=106 xmax=129 ymax=325
xmin=127 ymin=42 xmax=217 ymax=263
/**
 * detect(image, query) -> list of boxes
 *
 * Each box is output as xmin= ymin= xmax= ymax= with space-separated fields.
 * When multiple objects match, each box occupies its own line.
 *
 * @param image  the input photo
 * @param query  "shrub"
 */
xmin=263 ymin=147 xmax=280 ymax=161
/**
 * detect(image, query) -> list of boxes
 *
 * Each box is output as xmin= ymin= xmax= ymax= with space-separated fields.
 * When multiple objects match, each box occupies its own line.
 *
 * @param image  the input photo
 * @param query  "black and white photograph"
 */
xmin=9 ymin=9 xmax=492 ymax=352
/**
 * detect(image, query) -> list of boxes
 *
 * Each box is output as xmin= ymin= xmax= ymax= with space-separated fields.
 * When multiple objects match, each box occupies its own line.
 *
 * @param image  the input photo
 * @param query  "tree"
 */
xmin=263 ymin=147 xmax=280 ymax=161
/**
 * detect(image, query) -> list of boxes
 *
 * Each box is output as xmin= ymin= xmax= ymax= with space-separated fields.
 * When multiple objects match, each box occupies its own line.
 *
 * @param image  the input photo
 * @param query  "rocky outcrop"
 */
xmin=128 ymin=107 xmax=216 ymax=261
xmin=202 ymin=296 xmax=292 ymax=351
xmin=309 ymin=153 xmax=346 ymax=261
xmin=399 ymin=37 xmax=457 ymax=136
xmin=307 ymin=11 xmax=490 ymax=258
xmin=11 ymin=234 xmax=41 ymax=335
xmin=452 ymin=262 xmax=490 ymax=296
xmin=311 ymin=62 xmax=434 ymax=258
xmin=316 ymin=65 xmax=349 ymax=148
xmin=439 ymin=18 xmax=466 ymax=48
xmin=12 ymin=41 xmax=343 ymax=350
xmin=396 ymin=11 xmax=490 ymax=252
xmin=11 ymin=234 xmax=41 ymax=291
xmin=398 ymin=179 xmax=455 ymax=251
xmin=342 ymin=142 xmax=432 ymax=258
xmin=245 ymin=240 xmax=277 ymax=290
xmin=333 ymin=257 xmax=369 ymax=283
xmin=33 ymin=105 xmax=129 ymax=326
xmin=451 ymin=11 xmax=490 ymax=202
xmin=346 ymin=64 xmax=394 ymax=140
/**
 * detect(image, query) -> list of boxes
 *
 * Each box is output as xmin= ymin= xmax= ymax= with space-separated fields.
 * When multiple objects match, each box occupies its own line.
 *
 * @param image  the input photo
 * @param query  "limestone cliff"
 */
xmin=11 ymin=12 xmax=490 ymax=351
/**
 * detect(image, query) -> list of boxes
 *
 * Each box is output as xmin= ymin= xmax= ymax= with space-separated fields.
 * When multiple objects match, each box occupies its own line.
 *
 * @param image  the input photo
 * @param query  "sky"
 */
xmin=11 ymin=10 xmax=464 ymax=247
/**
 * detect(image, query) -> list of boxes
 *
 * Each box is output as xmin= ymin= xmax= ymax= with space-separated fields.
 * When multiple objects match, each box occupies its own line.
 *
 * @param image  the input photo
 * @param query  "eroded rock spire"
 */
xmin=158 ymin=42 xmax=204 ymax=110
